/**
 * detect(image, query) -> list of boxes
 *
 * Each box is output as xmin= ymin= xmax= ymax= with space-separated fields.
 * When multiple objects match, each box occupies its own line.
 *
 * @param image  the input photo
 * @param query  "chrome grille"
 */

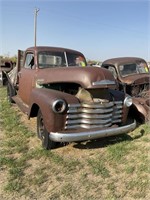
xmin=65 ymin=101 xmax=123 ymax=129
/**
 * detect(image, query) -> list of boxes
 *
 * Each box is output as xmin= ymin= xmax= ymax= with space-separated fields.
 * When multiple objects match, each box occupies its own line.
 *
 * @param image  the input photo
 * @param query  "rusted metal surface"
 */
xmin=102 ymin=57 xmax=150 ymax=123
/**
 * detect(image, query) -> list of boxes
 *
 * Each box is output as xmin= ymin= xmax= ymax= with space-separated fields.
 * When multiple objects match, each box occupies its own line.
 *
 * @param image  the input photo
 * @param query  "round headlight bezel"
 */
xmin=52 ymin=99 xmax=67 ymax=113
xmin=124 ymin=96 xmax=132 ymax=107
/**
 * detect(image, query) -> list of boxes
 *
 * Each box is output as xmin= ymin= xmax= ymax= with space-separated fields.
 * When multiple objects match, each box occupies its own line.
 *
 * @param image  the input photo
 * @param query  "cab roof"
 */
xmin=26 ymin=46 xmax=84 ymax=55
xmin=102 ymin=57 xmax=147 ymax=67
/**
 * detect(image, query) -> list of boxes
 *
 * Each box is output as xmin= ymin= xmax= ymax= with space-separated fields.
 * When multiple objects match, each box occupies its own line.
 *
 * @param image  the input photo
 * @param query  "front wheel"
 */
xmin=37 ymin=109 xmax=56 ymax=150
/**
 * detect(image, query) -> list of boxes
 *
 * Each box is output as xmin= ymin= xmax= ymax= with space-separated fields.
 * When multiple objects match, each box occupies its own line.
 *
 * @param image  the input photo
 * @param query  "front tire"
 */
xmin=37 ymin=109 xmax=56 ymax=150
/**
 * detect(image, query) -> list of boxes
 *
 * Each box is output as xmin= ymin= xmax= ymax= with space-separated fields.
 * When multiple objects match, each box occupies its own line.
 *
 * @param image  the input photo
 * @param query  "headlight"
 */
xmin=52 ymin=99 xmax=66 ymax=113
xmin=124 ymin=96 xmax=132 ymax=107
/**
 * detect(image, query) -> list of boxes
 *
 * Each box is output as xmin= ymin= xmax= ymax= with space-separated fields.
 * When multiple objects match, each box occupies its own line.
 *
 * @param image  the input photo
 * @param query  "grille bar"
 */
xmin=67 ymin=107 xmax=114 ymax=114
xmin=67 ymin=113 xmax=113 ymax=119
xmin=65 ymin=101 xmax=123 ymax=130
xmin=65 ymin=123 xmax=113 ymax=129
xmin=66 ymin=118 xmax=112 ymax=125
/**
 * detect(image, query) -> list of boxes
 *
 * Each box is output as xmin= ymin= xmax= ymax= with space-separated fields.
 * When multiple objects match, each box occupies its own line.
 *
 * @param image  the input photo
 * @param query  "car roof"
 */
xmin=102 ymin=57 xmax=146 ymax=66
xmin=26 ymin=46 xmax=84 ymax=55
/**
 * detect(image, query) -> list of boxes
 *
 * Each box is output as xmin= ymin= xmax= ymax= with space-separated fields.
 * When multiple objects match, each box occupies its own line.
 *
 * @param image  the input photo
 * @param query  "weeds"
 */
xmin=88 ymin=158 xmax=110 ymax=178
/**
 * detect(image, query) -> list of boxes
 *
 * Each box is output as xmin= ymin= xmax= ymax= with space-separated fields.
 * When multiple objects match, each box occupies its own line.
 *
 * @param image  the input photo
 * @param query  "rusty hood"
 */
xmin=120 ymin=74 xmax=150 ymax=85
xmin=36 ymin=66 xmax=116 ymax=89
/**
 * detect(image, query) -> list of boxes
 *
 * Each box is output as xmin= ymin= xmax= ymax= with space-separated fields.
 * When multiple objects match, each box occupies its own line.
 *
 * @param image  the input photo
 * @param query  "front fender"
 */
xmin=28 ymin=88 xmax=79 ymax=132
xmin=131 ymin=97 xmax=150 ymax=122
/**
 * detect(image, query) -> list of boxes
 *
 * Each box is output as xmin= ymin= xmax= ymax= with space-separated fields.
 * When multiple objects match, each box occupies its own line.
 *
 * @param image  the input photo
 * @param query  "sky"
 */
xmin=0 ymin=0 xmax=150 ymax=61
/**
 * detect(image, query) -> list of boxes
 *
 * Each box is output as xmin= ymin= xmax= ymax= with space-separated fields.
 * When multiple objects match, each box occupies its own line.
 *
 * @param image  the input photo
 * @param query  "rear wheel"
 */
xmin=37 ymin=109 xmax=56 ymax=150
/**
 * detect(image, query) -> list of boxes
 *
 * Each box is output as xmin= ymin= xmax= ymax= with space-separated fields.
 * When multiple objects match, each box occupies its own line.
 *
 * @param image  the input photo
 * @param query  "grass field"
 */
xmin=0 ymin=87 xmax=150 ymax=200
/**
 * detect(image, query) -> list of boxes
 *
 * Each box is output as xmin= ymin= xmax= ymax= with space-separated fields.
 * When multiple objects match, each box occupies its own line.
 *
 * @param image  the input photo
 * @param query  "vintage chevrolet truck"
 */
xmin=6 ymin=46 xmax=136 ymax=149
xmin=101 ymin=57 xmax=150 ymax=123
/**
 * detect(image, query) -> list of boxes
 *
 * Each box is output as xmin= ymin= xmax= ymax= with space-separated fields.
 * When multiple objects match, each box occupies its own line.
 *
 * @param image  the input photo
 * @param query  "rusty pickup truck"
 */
xmin=102 ymin=57 xmax=150 ymax=123
xmin=6 ymin=47 xmax=136 ymax=149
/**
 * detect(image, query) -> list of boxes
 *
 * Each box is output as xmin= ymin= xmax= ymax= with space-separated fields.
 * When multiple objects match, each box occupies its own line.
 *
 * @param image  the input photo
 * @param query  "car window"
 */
xmin=66 ymin=52 xmax=86 ymax=67
xmin=119 ymin=63 xmax=137 ymax=76
xmin=24 ymin=53 xmax=34 ymax=69
xmin=119 ymin=62 xmax=149 ymax=77
xmin=102 ymin=65 xmax=117 ymax=79
xmin=38 ymin=51 xmax=87 ymax=68
xmin=137 ymin=62 xmax=149 ymax=73
xmin=38 ymin=52 xmax=66 ymax=68
xmin=108 ymin=66 xmax=117 ymax=79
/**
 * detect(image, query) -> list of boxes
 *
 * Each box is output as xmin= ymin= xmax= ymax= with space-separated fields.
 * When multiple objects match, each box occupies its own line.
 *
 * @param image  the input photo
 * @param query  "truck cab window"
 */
xmin=38 ymin=52 xmax=65 ymax=68
xmin=24 ymin=53 xmax=34 ymax=69
xmin=108 ymin=66 xmax=117 ymax=79
xmin=103 ymin=65 xmax=117 ymax=79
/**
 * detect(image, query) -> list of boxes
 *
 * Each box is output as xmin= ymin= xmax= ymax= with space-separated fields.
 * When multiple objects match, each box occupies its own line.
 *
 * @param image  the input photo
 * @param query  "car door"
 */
xmin=18 ymin=52 xmax=36 ymax=105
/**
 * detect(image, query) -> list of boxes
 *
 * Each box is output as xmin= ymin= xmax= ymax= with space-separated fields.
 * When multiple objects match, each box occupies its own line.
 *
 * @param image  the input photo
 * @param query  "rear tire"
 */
xmin=37 ymin=109 xmax=56 ymax=150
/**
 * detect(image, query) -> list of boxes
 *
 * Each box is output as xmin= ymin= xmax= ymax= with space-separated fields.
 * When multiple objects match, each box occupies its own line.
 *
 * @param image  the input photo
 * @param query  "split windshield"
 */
xmin=38 ymin=51 xmax=86 ymax=68
xmin=119 ymin=62 xmax=149 ymax=77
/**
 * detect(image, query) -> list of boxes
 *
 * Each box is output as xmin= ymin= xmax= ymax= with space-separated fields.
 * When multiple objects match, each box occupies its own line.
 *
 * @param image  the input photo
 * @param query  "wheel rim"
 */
xmin=37 ymin=110 xmax=55 ymax=150
xmin=39 ymin=116 xmax=45 ymax=143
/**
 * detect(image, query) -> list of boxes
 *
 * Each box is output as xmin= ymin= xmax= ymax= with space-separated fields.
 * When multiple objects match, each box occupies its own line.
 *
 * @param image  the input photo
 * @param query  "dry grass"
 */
xmin=0 ymin=87 xmax=150 ymax=200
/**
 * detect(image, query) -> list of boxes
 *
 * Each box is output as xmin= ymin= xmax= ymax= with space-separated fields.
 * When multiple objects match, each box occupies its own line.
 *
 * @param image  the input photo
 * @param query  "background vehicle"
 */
xmin=92 ymin=61 xmax=102 ymax=67
xmin=6 ymin=47 xmax=136 ymax=149
xmin=102 ymin=57 xmax=150 ymax=123
xmin=0 ymin=59 xmax=13 ymax=86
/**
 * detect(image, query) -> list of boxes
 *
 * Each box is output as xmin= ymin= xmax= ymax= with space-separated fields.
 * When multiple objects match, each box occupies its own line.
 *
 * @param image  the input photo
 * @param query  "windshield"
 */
xmin=38 ymin=51 xmax=66 ymax=68
xmin=38 ymin=51 xmax=86 ymax=68
xmin=66 ymin=52 xmax=86 ymax=67
xmin=119 ymin=62 xmax=149 ymax=77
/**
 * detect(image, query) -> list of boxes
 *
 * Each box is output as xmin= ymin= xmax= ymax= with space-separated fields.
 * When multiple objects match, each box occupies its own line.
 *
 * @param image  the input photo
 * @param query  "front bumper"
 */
xmin=49 ymin=120 xmax=136 ymax=142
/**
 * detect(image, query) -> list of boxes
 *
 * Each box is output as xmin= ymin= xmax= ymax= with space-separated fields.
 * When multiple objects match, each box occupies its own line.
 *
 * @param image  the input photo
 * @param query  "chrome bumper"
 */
xmin=49 ymin=120 xmax=136 ymax=142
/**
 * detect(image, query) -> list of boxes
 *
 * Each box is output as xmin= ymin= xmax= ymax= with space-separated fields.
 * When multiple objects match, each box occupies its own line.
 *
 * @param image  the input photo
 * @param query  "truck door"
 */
xmin=18 ymin=52 xmax=36 ymax=105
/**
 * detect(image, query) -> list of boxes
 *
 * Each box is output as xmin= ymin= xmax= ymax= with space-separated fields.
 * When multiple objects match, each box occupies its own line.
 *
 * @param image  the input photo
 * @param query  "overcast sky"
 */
xmin=0 ymin=0 xmax=149 ymax=61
